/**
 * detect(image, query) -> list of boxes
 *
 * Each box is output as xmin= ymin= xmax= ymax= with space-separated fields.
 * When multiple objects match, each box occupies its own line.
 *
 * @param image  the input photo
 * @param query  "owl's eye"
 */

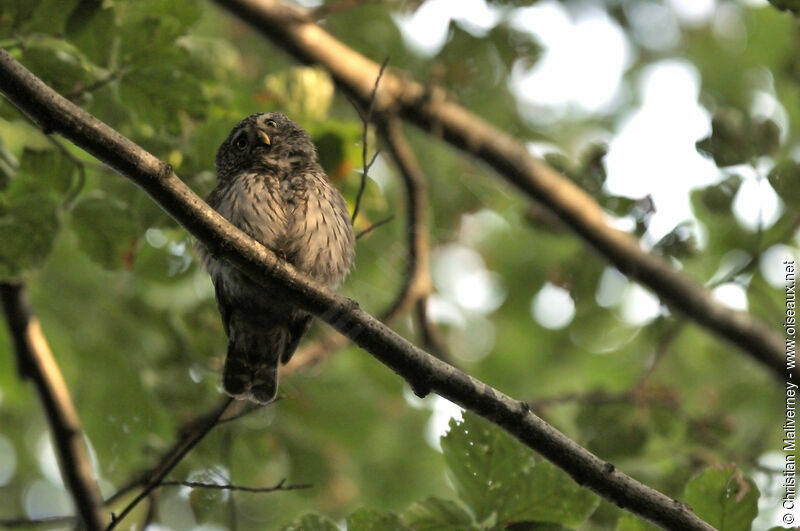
xmin=265 ymin=120 xmax=278 ymax=129
xmin=234 ymin=136 xmax=248 ymax=150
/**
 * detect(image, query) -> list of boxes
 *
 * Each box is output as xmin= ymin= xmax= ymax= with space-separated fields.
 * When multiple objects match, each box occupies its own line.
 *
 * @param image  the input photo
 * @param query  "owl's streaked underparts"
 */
xmin=199 ymin=112 xmax=355 ymax=403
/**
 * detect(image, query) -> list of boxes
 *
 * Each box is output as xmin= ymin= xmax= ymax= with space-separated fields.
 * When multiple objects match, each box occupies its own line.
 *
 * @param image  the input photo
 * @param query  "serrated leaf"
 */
xmin=281 ymin=512 xmax=339 ymax=531
xmin=347 ymin=507 xmax=409 ymax=531
xmin=441 ymin=413 xmax=598 ymax=527
xmin=71 ymin=196 xmax=139 ymax=270
xmin=402 ymin=497 xmax=476 ymax=530
xmin=683 ymin=466 xmax=759 ymax=531
xmin=0 ymin=194 xmax=60 ymax=279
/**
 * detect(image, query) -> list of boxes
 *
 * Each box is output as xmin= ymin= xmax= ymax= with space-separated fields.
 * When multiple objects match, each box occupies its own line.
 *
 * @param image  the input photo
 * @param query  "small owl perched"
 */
xmin=199 ymin=112 xmax=355 ymax=403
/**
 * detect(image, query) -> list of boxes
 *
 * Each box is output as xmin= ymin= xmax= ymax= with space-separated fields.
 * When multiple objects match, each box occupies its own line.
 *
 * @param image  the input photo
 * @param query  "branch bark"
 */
xmin=210 ymin=0 xmax=788 ymax=381
xmin=0 ymin=282 xmax=108 ymax=530
xmin=0 ymin=49 xmax=714 ymax=530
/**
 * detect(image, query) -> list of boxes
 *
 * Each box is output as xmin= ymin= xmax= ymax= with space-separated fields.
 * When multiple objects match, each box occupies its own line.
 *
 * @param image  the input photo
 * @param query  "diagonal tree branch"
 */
xmin=0 ymin=282 xmax=108 ymax=531
xmin=0 ymin=48 xmax=714 ymax=531
xmin=210 ymin=0 xmax=788 ymax=381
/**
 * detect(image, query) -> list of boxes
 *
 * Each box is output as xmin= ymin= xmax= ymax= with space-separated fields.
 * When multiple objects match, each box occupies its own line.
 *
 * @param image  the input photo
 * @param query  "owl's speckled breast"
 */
xmin=212 ymin=172 xmax=289 ymax=249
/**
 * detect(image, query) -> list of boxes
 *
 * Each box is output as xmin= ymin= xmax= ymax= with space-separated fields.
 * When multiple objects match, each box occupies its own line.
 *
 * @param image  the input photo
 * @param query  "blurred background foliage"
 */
xmin=0 ymin=0 xmax=798 ymax=529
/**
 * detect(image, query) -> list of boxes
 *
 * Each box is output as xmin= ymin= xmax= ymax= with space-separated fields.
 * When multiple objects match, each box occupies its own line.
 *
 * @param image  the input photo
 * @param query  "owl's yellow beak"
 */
xmin=257 ymin=130 xmax=271 ymax=146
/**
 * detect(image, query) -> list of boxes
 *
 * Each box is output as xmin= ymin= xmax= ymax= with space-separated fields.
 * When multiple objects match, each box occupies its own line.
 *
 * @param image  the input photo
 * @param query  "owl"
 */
xmin=199 ymin=112 xmax=355 ymax=403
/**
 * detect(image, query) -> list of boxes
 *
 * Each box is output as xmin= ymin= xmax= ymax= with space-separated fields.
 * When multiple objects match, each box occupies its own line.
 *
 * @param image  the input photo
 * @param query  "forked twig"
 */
xmin=350 ymin=57 xmax=389 ymax=224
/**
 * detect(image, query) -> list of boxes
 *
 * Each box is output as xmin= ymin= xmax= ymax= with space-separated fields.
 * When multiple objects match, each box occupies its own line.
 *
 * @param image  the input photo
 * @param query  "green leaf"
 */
xmin=768 ymin=0 xmax=800 ymax=13
xmin=347 ymin=507 xmax=409 ymax=531
xmin=118 ymin=62 xmax=206 ymax=134
xmin=0 ymin=193 xmax=60 ymax=279
xmin=18 ymin=147 xmax=75 ymax=197
xmin=617 ymin=514 xmax=661 ymax=530
xmin=18 ymin=38 xmax=100 ymax=96
xmin=0 ymin=0 xmax=80 ymax=36
xmin=527 ymin=461 xmax=601 ymax=527
xmin=66 ymin=2 xmax=116 ymax=67
xmin=653 ymin=221 xmax=696 ymax=259
xmin=71 ymin=196 xmax=139 ymax=270
xmin=281 ymin=512 xmax=340 ymax=531
xmin=264 ymin=66 xmax=335 ymax=123
xmin=576 ymin=404 xmax=649 ymax=459
xmin=402 ymin=497 xmax=477 ymax=530
xmin=768 ymin=160 xmax=800 ymax=207
xmin=441 ymin=413 xmax=598 ymax=527
xmin=683 ymin=466 xmax=759 ymax=531
xmin=117 ymin=0 xmax=201 ymax=64
xmin=698 ymin=175 xmax=742 ymax=214
xmin=695 ymin=109 xmax=780 ymax=167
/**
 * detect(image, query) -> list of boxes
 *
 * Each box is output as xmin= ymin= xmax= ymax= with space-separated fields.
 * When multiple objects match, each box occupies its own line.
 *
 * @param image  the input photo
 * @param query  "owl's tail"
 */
xmin=223 ymin=318 xmax=291 ymax=404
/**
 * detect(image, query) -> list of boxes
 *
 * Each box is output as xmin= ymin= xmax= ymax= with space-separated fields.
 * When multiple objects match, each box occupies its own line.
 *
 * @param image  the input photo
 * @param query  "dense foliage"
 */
xmin=0 ymin=0 xmax=798 ymax=529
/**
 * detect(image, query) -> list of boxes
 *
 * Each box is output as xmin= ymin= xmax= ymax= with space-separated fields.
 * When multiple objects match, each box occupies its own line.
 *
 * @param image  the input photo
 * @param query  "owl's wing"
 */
xmin=214 ymin=280 xmax=233 ymax=336
xmin=281 ymin=313 xmax=313 ymax=364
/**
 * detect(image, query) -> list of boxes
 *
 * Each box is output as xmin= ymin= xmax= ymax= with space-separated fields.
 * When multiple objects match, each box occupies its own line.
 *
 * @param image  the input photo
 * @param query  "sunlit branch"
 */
xmin=0 ymin=48 xmax=715 ymax=530
xmin=0 ymin=282 xmax=108 ymax=531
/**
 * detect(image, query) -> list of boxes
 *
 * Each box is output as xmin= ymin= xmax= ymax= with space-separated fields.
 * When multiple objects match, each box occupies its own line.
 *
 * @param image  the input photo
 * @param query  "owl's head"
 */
xmin=215 ymin=112 xmax=317 ymax=179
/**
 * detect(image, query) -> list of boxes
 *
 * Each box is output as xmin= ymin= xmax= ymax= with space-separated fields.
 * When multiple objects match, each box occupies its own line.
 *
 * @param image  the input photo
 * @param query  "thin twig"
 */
xmin=355 ymin=214 xmax=394 ymax=239
xmin=0 ymin=282 xmax=107 ymax=531
xmin=350 ymin=56 xmax=388 ymax=224
xmin=67 ymin=69 xmax=124 ymax=102
xmin=106 ymin=398 xmax=235 ymax=531
xmin=159 ymin=479 xmax=311 ymax=493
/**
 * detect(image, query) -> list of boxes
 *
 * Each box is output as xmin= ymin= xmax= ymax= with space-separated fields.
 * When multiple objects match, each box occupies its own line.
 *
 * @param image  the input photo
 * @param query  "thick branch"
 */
xmin=211 ymin=0 xmax=788 ymax=380
xmin=0 ymin=49 xmax=713 ymax=530
xmin=0 ymin=282 xmax=107 ymax=530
